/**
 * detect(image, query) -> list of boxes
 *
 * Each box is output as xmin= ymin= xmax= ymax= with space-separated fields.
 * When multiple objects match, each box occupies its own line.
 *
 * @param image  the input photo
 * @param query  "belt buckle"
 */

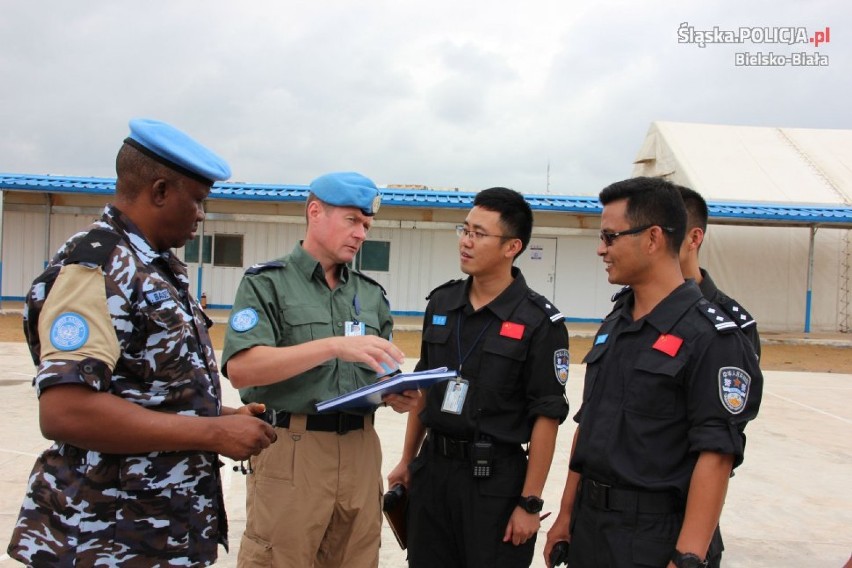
xmin=336 ymin=414 xmax=350 ymax=435
xmin=262 ymin=409 xmax=277 ymax=426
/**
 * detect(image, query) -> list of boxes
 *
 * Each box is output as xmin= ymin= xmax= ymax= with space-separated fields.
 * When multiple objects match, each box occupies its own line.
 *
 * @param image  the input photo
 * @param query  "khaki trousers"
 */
xmin=237 ymin=414 xmax=383 ymax=568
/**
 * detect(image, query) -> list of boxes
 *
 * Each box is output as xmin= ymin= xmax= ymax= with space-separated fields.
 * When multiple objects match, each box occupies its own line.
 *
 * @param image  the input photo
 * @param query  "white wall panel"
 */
xmin=553 ymin=235 xmax=620 ymax=321
xmin=3 ymin=212 xmax=48 ymax=298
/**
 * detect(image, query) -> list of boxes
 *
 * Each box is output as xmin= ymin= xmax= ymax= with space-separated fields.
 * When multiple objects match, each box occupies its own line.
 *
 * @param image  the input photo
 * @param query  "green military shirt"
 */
xmin=222 ymin=244 xmax=393 ymax=415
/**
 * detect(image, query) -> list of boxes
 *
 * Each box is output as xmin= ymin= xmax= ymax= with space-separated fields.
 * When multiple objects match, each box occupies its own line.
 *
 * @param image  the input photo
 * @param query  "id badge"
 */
xmin=345 ymin=320 xmax=364 ymax=336
xmin=441 ymin=378 xmax=469 ymax=414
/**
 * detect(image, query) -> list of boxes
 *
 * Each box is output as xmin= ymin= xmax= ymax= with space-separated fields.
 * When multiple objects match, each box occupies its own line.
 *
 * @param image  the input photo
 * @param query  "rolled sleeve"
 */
xmin=686 ymin=332 xmax=763 ymax=468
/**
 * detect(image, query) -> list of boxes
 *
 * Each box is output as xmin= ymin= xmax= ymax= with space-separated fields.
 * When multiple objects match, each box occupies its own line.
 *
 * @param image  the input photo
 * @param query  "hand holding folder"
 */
xmin=315 ymin=368 xmax=457 ymax=412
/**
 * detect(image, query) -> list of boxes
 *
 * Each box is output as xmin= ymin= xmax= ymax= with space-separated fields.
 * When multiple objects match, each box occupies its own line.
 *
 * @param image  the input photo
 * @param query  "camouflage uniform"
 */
xmin=8 ymin=204 xmax=227 ymax=567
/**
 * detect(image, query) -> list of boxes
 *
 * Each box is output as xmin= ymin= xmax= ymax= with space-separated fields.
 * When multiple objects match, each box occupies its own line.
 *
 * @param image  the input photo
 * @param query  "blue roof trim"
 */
xmin=1 ymin=173 xmax=851 ymax=225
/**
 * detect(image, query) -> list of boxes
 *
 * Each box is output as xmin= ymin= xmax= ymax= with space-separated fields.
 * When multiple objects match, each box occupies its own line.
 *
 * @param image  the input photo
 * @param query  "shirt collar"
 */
xmin=697 ymin=267 xmax=718 ymax=299
xmin=104 ymin=204 xmax=165 ymax=266
xmin=290 ymin=243 xmax=350 ymax=285
xmin=643 ymin=280 xmax=704 ymax=333
xmin=446 ymin=266 xmax=528 ymax=319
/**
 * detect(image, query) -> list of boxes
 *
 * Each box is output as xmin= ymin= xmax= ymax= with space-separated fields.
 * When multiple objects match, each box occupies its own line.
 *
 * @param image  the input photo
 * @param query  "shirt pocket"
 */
xmin=580 ymin=343 xmax=608 ymax=405
xmin=422 ymin=322 xmax=452 ymax=346
xmin=356 ymin=312 xmax=382 ymax=337
xmin=480 ymin=335 xmax=528 ymax=393
xmin=625 ymin=351 xmax=685 ymax=419
xmin=281 ymin=305 xmax=333 ymax=345
xmin=136 ymin=303 xmax=195 ymax=389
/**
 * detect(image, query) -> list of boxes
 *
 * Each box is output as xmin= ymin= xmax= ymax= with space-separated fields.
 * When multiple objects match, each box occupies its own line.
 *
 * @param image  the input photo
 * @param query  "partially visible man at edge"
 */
xmin=677 ymin=184 xmax=761 ymax=360
xmin=7 ymin=118 xmax=277 ymax=567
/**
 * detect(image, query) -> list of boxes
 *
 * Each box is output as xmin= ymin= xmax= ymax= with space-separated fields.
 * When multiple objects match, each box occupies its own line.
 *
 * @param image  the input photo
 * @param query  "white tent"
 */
xmin=632 ymin=121 xmax=852 ymax=333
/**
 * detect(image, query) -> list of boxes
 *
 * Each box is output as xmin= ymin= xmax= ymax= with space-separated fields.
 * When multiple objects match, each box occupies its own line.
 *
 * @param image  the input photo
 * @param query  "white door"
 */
xmin=516 ymin=237 xmax=557 ymax=300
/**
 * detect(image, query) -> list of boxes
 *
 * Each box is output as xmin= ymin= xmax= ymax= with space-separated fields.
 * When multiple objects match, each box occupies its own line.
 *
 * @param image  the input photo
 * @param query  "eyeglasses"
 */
xmin=599 ymin=224 xmax=674 ymax=247
xmin=455 ymin=225 xmax=515 ymax=241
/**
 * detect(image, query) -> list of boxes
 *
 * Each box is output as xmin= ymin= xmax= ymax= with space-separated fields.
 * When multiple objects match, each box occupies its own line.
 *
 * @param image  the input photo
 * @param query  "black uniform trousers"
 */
xmin=567 ymin=479 xmax=723 ymax=568
xmin=406 ymin=435 xmax=533 ymax=568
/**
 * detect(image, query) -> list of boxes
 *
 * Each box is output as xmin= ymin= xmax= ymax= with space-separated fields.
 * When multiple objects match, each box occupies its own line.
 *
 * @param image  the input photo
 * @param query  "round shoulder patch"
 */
xmin=230 ymin=308 xmax=259 ymax=333
xmin=50 ymin=312 xmax=90 ymax=351
xmin=718 ymin=366 xmax=751 ymax=414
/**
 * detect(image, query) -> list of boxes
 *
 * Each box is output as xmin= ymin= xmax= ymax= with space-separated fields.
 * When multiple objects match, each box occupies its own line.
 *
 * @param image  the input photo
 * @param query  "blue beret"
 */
xmin=124 ymin=118 xmax=231 ymax=185
xmin=309 ymin=172 xmax=381 ymax=216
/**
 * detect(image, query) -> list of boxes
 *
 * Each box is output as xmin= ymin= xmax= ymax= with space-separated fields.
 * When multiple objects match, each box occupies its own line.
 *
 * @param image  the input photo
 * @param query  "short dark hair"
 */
xmin=473 ymin=187 xmax=533 ymax=257
xmin=676 ymin=184 xmax=709 ymax=232
xmin=115 ymin=142 xmax=176 ymax=200
xmin=598 ymin=176 xmax=686 ymax=254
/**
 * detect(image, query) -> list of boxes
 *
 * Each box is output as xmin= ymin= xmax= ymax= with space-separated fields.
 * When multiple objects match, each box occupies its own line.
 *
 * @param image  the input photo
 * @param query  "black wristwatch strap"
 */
xmin=671 ymin=549 xmax=708 ymax=568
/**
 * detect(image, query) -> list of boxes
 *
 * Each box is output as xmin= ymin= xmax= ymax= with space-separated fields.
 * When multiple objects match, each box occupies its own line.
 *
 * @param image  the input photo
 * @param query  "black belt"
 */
xmin=580 ymin=479 xmax=683 ymax=514
xmin=262 ymin=410 xmax=372 ymax=435
xmin=428 ymin=431 xmax=522 ymax=460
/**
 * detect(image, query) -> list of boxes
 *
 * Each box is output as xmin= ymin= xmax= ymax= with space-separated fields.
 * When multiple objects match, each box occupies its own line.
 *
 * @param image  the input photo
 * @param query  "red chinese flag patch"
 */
xmin=652 ymin=333 xmax=683 ymax=357
xmin=500 ymin=321 xmax=525 ymax=340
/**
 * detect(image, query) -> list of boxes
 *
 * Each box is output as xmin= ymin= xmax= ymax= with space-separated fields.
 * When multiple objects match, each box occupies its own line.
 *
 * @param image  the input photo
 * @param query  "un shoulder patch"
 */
xmin=718 ymin=366 xmax=751 ymax=414
xmin=50 ymin=312 xmax=90 ymax=351
xmin=230 ymin=308 xmax=259 ymax=332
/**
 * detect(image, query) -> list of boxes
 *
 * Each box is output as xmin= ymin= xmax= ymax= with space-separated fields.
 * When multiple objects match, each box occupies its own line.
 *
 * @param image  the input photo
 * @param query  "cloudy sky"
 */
xmin=0 ymin=0 xmax=848 ymax=195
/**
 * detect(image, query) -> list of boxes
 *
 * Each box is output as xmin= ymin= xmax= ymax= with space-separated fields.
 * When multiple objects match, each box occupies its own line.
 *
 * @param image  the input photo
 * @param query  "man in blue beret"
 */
xmin=8 ymin=119 xmax=278 ymax=567
xmin=222 ymin=171 xmax=417 ymax=567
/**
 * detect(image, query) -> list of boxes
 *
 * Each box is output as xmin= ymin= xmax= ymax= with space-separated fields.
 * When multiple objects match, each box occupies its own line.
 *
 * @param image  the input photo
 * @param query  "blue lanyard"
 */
xmin=456 ymin=311 xmax=493 ymax=374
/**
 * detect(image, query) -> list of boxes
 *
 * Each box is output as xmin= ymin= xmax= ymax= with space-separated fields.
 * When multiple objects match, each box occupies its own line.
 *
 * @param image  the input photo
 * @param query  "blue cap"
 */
xmin=309 ymin=172 xmax=381 ymax=216
xmin=124 ymin=118 xmax=231 ymax=185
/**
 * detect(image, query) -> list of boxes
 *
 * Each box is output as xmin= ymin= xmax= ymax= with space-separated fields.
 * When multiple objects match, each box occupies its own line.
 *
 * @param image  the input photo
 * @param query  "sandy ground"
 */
xmin=1 ymin=313 xmax=850 ymax=567
xmin=3 ymin=313 xmax=851 ymax=373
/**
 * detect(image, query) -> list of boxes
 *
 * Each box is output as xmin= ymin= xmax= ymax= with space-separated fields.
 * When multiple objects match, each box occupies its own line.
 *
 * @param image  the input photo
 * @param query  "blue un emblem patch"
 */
xmin=50 ymin=312 xmax=90 ymax=351
xmin=230 ymin=308 xmax=260 ymax=332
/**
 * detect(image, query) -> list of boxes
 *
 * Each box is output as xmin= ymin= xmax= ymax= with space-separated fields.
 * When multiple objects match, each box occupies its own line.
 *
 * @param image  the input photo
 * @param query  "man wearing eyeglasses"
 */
xmin=387 ymin=187 xmax=570 ymax=567
xmin=544 ymin=177 xmax=763 ymax=568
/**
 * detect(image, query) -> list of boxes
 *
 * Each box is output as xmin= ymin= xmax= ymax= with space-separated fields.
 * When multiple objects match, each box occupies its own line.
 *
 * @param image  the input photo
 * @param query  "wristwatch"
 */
xmin=517 ymin=495 xmax=544 ymax=514
xmin=671 ymin=549 xmax=708 ymax=568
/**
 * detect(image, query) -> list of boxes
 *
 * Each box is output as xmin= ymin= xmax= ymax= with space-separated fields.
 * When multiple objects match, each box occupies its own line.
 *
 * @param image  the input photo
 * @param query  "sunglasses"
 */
xmin=599 ymin=224 xmax=674 ymax=247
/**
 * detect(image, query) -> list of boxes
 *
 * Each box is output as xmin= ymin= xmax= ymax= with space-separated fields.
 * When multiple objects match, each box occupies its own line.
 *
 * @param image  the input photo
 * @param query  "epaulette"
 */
xmin=426 ymin=278 xmax=464 ymax=301
xmin=528 ymin=291 xmax=565 ymax=324
xmin=64 ymin=228 xmax=122 ymax=268
xmin=352 ymin=270 xmax=388 ymax=296
xmin=611 ymin=285 xmax=632 ymax=303
xmin=245 ymin=261 xmax=286 ymax=275
xmin=697 ymin=299 xmax=738 ymax=333
xmin=716 ymin=296 xmax=757 ymax=330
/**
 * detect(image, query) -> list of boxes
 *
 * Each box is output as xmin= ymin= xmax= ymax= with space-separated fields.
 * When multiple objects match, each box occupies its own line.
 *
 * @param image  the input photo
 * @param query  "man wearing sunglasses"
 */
xmin=388 ymin=187 xmax=570 ymax=567
xmin=544 ymin=176 xmax=763 ymax=568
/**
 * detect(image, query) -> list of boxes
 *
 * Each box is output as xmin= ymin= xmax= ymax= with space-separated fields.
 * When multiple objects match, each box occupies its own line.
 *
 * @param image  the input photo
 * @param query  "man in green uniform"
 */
xmin=222 ymin=172 xmax=408 ymax=567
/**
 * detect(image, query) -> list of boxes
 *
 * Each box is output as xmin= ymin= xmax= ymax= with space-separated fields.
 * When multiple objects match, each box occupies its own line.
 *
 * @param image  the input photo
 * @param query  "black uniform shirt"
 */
xmin=571 ymin=281 xmax=762 ymax=498
xmin=417 ymin=268 xmax=570 ymax=445
xmin=698 ymin=268 xmax=761 ymax=360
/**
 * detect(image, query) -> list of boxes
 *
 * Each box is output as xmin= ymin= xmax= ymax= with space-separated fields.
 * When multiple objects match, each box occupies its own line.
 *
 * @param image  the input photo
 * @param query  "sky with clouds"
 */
xmin=0 ymin=0 xmax=848 ymax=195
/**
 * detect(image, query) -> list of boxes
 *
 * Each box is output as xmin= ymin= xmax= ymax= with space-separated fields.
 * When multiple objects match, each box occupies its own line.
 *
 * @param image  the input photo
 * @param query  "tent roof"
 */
xmin=632 ymin=121 xmax=852 ymax=206
xmin=2 ymin=171 xmax=852 ymax=228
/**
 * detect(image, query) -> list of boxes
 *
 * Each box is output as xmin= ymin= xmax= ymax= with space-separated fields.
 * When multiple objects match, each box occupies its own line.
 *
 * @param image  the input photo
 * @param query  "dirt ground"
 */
xmin=3 ymin=313 xmax=850 ymax=374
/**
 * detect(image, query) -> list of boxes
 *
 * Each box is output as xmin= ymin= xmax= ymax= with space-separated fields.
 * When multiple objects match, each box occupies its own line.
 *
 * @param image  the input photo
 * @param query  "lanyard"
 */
xmin=456 ymin=311 xmax=493 ymax=374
